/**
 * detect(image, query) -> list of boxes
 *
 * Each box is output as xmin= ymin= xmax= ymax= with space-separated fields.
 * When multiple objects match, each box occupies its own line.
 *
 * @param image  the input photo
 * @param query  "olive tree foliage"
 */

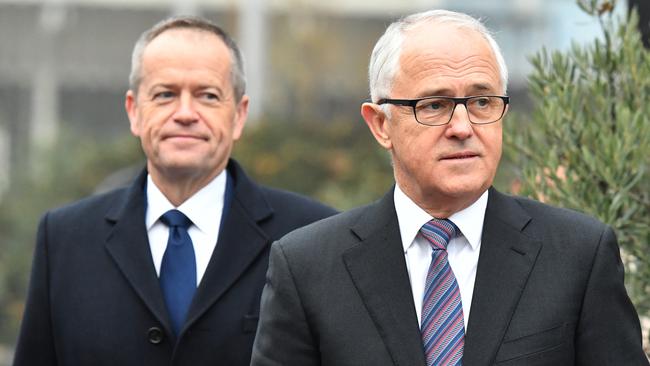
xmin=507 ymin=0 xmax=650 ymax=313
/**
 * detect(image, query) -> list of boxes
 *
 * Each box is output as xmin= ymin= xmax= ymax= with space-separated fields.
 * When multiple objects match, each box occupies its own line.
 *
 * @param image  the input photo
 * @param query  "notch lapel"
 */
xmin=183 ymin=199 xmax=270 ymax=329
xmin=183 ymin=161 xmax=272 ymax=332
xmin=104 ymin=170 xmax=172 ymax=335
xmin=463 ymin=189 xmax=542 ymax=365
xmin=342 ymin=191 xmax=427 ymax=366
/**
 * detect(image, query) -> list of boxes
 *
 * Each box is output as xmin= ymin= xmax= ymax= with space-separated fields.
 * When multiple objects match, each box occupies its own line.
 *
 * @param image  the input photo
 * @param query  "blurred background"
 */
xmin=0 ymin=0 xmax=648 ymax=364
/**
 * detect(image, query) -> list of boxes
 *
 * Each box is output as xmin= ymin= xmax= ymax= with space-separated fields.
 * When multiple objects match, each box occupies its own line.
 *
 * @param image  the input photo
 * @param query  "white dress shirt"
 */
xmin=394 ymin=185 xmax=488 ymax=330
xmin=145 ymin=171 xmax=227 ymax=286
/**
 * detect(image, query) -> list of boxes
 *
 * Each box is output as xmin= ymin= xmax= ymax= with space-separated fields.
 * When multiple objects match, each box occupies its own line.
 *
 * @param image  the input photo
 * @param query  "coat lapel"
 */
xmin=104 ymin=170 xmax=172 ymax=334
xmin=463 ymin=188 xmax=542 ymax=365
xmin=183 ymin=160 xmax=272 ymax=331
xmin=342 ymin=190 xmax=427 ymax=366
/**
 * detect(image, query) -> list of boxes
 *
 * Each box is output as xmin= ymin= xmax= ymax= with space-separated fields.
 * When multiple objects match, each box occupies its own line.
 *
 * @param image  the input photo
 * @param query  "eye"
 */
xmin=416 ymin=98 xmax=452 ymax=112
xmin=473 ymin=97 xmax=491 ymax=108
xmin=427 ymin=101 xmax=443 ymax=110
xmin=152 ymin=91 xmax=175 ymax=100
xmin=201 ymin=92 xmax=220 ymax=101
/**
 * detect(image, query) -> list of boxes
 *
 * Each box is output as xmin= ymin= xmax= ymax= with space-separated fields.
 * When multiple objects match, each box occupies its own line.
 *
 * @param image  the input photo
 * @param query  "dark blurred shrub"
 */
xmin=233 ymin=118 xmax=394 ymax=210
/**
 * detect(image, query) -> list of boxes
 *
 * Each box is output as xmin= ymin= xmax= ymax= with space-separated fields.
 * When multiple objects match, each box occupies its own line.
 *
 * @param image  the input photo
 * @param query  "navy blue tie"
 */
xmin=159 ymin=209 xmax=196 ymax=335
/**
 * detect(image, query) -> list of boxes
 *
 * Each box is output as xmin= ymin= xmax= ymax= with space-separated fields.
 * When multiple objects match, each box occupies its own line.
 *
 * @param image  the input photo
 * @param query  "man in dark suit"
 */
xmin=13 ymin=16 xmax=335 ymax=366
xmin=251 ymin=9 xmax=648 ymax=365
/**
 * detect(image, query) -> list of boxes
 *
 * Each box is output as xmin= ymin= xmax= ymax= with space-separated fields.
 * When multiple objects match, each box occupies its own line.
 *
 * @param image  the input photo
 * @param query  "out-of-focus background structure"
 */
xmin=0 ymin=0 xmax=647 ymax=364
xmin=0 ymin=0 xmax=615 ymax=185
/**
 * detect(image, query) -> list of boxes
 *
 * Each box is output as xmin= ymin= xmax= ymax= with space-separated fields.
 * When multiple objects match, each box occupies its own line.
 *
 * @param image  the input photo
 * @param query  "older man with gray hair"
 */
xmin=251 ymin=9 xmax=647 ymax=366
xmin=13 ymin=15 xmax=335 ymax=366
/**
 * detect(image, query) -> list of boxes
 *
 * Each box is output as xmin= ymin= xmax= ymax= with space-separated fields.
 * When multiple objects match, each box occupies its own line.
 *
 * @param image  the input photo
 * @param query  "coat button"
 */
xmin=147 ymin=327 xmax=164 ymax=344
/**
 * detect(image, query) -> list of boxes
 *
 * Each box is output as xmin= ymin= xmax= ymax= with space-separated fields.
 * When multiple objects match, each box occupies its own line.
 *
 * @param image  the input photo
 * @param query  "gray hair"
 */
xmin=128 ymin=15 xmax=246 ymax=102
xmin=368 ymin=9 xmax=508 ymax=103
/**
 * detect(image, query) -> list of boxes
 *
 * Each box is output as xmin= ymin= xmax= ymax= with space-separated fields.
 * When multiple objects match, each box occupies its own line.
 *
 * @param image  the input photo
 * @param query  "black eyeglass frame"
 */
xmin=376 ymin=95 xmax=510 ymax=126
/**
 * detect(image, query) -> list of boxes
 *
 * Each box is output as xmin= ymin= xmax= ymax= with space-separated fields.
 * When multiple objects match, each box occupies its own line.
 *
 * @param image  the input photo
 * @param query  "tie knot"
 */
xmin=420 ymin=218 xmax=458 ymax=250
xmin=160 ymin=209 xmax=192 ymax=229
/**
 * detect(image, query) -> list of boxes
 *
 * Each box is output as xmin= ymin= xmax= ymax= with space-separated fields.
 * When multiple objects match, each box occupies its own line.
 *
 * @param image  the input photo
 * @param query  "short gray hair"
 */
xmin=368 ymin=9 xmax=508 ymax=102
xmin=129 ymin=15 xmax=246 ymax=102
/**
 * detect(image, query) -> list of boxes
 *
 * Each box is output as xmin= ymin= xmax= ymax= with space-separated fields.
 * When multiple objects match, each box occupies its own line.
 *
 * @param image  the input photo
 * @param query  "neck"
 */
xmin=396 ymin=179 xmax=482 ymax=219
xmin=148 ymin=165 xmax=224 ymax=207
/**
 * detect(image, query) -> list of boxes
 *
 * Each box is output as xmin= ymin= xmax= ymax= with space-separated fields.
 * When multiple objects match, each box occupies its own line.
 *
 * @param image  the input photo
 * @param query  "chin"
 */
xmin=154 ymin=157 xmax=202 ymax=172
xmin=442 ymin=180 xmax=489 ymax=199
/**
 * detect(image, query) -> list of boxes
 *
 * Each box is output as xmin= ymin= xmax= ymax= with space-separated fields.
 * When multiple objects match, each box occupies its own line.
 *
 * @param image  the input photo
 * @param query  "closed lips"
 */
xmin=164 ymin=134 xmax=207 ymax=140
xmin=441 ymin=152 xmax=479 ymax=160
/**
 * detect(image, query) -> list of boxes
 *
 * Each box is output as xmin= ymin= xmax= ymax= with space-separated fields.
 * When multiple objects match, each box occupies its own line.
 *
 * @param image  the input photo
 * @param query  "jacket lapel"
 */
xmin=104 ymin=170 xmax=172 ymax=334
xmin=463 ymin=188 xmax=542 ymax=365
xmin=342 ymin=190 xmax=427 ymax=366
xmin=183 ymin=160 xmax=272 ymax=331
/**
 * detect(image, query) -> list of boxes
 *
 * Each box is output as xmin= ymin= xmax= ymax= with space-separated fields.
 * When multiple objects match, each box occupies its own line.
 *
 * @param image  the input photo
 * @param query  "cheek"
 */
xmin=209 ymin=114 xmax=237 ymax=141
xmin=408 ymin=127 xmax=444 ymax=155
xmin=393 ymin=119 xmax=423 ymax=144
xmin=480 ymin=126 xmax=502 ymax=165
xmin=491 ymin=126 xmax=503 ymax=152
xmin=139 ymin=123 xmax=157 ymax=146
xmin=148 ymin=115 xmax=174 ymax=139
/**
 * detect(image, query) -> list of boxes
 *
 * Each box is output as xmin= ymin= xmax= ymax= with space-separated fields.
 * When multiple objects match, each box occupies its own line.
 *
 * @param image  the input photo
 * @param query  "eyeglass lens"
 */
xmin=415 ymin=96 xmax=505 ymax=125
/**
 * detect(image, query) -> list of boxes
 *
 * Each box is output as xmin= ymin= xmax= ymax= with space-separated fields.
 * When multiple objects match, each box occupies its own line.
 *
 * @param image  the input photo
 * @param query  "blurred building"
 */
xmin=0 ymin=0 xmax=607 ymax=196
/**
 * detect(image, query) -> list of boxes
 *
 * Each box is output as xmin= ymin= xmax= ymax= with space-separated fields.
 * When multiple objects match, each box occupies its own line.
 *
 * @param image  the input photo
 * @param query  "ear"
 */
xmin=125 ymin=90 xmax=140 ymax=137
xmin=232 ymin=94 xmax=249 ymax=141
xmin=361 ymin=102 xmax=392 ymax=150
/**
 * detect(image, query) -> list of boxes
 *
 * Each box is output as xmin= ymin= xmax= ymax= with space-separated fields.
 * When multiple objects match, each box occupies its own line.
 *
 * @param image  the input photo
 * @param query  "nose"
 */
xmin=445 ymin=103 xmax=473 ymax=140
xmin=172 ymin=92 xmax=199 ymax=124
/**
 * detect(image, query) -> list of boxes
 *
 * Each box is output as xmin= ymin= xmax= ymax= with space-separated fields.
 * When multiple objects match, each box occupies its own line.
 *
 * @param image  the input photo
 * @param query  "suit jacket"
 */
xmin=13 ymin=159 xmax=336 ymax=366
xmin=251 ymin=187 xmax=648 ymax=366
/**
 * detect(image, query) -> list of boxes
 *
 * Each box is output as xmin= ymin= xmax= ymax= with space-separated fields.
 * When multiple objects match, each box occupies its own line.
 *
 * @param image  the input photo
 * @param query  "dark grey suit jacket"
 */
xmin=251 ymin=187 xmax=648 ymax=365
xmin=13 ymin=159 xmax=336 ymax=366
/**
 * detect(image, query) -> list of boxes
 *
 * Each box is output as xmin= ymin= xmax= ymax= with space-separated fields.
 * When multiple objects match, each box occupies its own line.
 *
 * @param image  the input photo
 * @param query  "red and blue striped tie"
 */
xmin=420 ymin=218 xmax=464 ymax=366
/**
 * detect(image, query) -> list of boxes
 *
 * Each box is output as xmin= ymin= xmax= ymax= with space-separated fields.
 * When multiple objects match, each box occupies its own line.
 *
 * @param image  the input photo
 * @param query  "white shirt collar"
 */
xmin=394 ymin=184 xmax=488 ymax=253
xmin=145 ymin=171 xmax=227 ymax=238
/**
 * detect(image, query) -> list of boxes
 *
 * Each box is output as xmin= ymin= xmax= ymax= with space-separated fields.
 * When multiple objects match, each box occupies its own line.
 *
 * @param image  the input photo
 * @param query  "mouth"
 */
xmin=440 ymin=151 xmax=480 ymax=160
xmin=163 ymin=134 xmax=207 ymax=141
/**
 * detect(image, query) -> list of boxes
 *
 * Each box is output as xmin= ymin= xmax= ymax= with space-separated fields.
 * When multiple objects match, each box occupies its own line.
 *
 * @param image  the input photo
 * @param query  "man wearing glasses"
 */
xmin=251 ymin=9 xmax=647 ymax=366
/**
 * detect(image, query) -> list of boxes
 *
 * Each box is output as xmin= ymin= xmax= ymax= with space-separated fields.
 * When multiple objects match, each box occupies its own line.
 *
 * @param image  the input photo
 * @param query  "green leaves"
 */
xmin=507 ymin=3 xmax=650 ymax=314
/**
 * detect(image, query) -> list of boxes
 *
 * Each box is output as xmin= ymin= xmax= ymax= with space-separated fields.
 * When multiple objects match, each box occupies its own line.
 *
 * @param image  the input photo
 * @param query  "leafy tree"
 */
xmin=506 ymin=0 xmax=650 ymax=329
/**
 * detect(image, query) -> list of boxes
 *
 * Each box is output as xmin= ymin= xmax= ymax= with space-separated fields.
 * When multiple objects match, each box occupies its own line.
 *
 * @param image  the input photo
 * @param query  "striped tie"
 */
xmin=420 ymin=218 xmax=464 ymax=366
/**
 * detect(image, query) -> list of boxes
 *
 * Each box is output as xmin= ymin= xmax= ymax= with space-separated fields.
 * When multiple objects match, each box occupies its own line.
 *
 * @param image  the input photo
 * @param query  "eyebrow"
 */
xmin=468 ymin=83 xmax=495 ymax=93
xmin=415 ymin=83 xmax=497 ymax=98
xmin=147 ymin=83 xmax=224 ymax=94
xmin=196 ymin=85 xmax=224 ymax=92
xmin=147 ymin=83 xmax=176 ymax=93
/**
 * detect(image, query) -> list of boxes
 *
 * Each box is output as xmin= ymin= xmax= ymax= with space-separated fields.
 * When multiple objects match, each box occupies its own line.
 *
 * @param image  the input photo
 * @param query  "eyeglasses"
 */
xmin=376 ymin=95 xmax=509 ymax=126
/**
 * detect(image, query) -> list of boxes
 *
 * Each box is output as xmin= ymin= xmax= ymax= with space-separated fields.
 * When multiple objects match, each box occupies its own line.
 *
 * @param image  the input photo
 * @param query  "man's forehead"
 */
xmin=144 ymin=27 xmax=228 ymax=56
xmin=402 ymin=22 xmax=489 ymax=53
xmin=140 ymin=28 xmax=232 ymax=70
xmin=136 ymin=28 xmax=233 ymax=92
xmin=399 ymin=23 xmax=497 ymax=71
xmin=392 ymin=23 xmax=502 ymax=95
